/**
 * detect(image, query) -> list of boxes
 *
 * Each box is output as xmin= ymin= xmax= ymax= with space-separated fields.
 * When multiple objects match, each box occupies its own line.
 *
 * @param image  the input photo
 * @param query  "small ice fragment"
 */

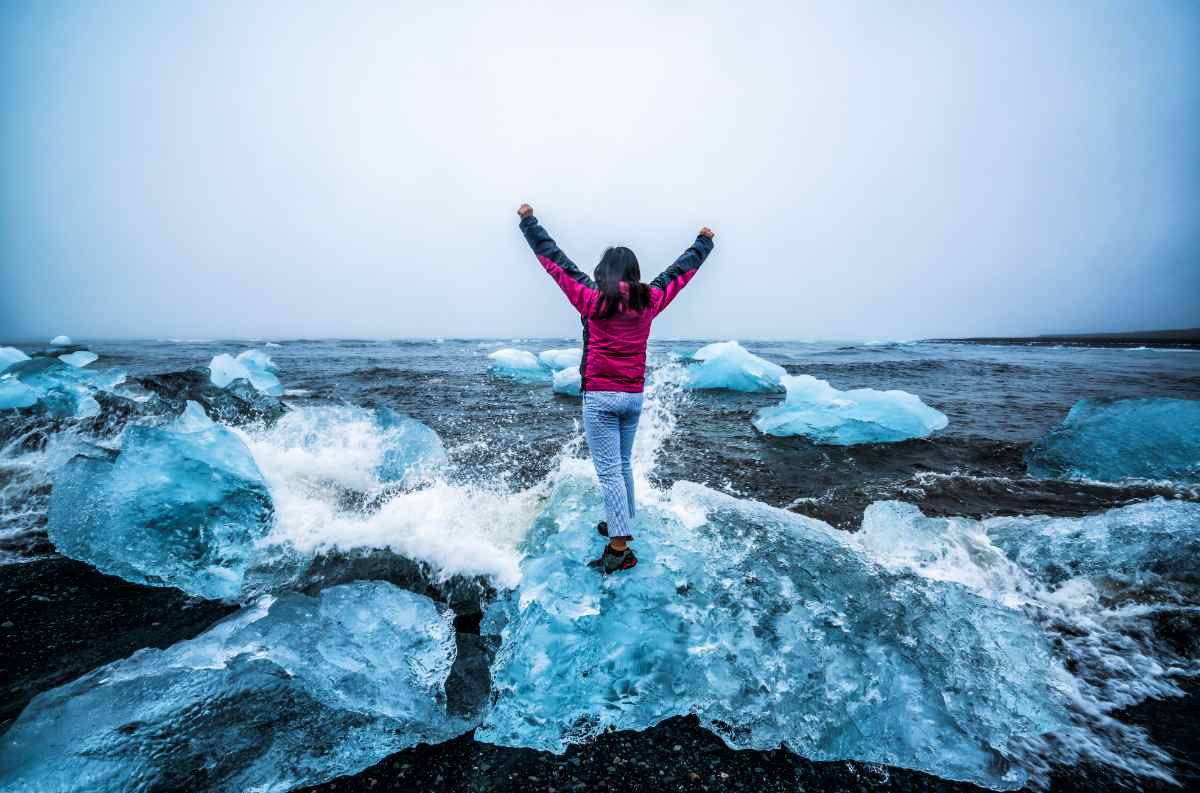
xmin=208 ymin=349 xmax=284 ymax=395
xmin=57 ymin=351 xmax=99 ymax=368
xmin=488 ymin=348 xmax=550 ymax=383
xmin=685 ymin=341 xmax=786 ymax=392
xmin=753 ymin=374 xmax=947 ymax=444
xmin=538 ymin=348 xmax=582 ymax=371
xmin=552 ymin=366 xmax=582 ymax=397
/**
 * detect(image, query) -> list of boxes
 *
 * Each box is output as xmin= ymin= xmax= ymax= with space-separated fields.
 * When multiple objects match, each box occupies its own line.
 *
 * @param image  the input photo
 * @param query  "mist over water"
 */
xmin=3 ymin=2 xmax=1199 ymax=340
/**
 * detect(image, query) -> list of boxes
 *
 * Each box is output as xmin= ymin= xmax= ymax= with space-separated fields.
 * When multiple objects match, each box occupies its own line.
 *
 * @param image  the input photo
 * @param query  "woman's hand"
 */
xmin=698 ymin=226 xmax=714 ymax=239
xmin=517 ymin=203 xmax=534 ymax=219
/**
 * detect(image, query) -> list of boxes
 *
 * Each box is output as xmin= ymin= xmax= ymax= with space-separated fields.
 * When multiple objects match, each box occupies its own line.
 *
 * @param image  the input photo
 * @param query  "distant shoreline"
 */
xmin=929 ymin=327 xmax=1200 ymax=349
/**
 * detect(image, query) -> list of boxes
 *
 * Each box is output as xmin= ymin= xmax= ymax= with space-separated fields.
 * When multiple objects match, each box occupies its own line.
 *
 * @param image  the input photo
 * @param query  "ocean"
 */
xmin=0 ymin=336 xmax=1197 ymax=792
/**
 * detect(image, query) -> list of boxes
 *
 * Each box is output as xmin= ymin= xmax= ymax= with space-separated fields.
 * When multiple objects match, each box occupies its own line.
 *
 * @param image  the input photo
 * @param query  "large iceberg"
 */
xmin=0 ymin=346 xmax=30 ymax=372
xmin=684 ymin=341 xmax=786 ymax=392
xmin=1026 ymin=397 xmax=1200 ymax=483
xmin=209 ymin=349 xmax=284 ymax=396
xmin=49 ymin=334 xmax=72 ymax=346
xmin=0 ymin=582 xmax=466 ymax=793
xmin=753 ymin=374 xmax=948 ymax=444
xmin=487 ymin=348 xmax=550 ymax=383
xmin=477 ymin=469 xmax=1065 ymax=789
xmin=47 ymin=402 xmax=275 ymax=600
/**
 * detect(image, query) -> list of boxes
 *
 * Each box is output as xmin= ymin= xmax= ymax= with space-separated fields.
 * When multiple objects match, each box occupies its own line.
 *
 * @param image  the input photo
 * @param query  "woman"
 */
xmin=517 ymin=203 xmax=715 ymax=574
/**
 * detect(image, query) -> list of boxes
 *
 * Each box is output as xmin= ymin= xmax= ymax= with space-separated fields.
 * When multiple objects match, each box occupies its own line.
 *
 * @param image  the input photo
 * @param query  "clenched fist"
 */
xmin=517 ymin=203 xmax=533 ymax=219
xmin=698 ymin=226 xmax=714 ymax=239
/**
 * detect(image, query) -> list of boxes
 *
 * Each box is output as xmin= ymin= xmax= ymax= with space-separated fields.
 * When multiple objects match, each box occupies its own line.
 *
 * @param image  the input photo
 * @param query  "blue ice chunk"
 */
xmin=1026 ymin=398 xmax=1200 ymax=483
xmin=47 ymin=401 xmax=274 ymax=599
xmin=488 ymin=348 xmax=550 ymax=383
xmin=477 ymin=472 xmax=1064 ymax=790
xmin=0 ymin=346 xmax=30 ymax=373
xmin=684 ymin=341 xmax=786 ymax=392
xmin=58 ymin=350 xmax=99 ymax=368
xmin=1 ymin=357 xmax=127 ymax=417
xmin=209 ymin=349 xmax=284 ymax=396
xmin=49 ymin=335 xmax=72 ymax=346
xmin=538 ymin=348 xmax=582 ymax=371
xmin=0 ymin=378 xmax=39 ymax=409
xmin=552 ymin=366 xmax=582 ymax=397
xmin=0 ymin=582 xmax=465 ymax=793
xmin=753 ymin=374 xmax=948 ymax=444
xmin=984 ymin=497 xmax=1200 ymax=588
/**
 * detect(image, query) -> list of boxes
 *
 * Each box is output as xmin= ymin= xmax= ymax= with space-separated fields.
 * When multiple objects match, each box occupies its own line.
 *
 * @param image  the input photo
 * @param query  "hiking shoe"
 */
xmin=588 ymin=543 xmax=638 ymax=574
xmin=596 ymin=522 xmax=633 ymax=542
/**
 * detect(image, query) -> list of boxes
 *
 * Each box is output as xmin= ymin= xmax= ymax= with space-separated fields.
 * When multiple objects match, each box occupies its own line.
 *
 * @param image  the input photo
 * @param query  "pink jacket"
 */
xmin=521 ymin=214 xmax=714 ymax=393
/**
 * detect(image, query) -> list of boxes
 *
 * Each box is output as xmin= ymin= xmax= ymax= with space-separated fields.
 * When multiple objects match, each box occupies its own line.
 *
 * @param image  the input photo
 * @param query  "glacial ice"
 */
xmin=49 ymin=335 xmax=72 ymax=346
xmin=0 ymin=346 xmax=30 ymax=372
xmin=538 ymin=348 xmax=582 ymax=371
xmin=57 ymin=350 xmax=99 ymax=368
xmin=477 ymin=468 xmax=1065 ymax=789
xmin=552 ymin=366 xmax=582 ymax=396
xmin=487 ymin=348 xmax=550 ymax=382
xmin=0 ymin=582 xmax=466 ymax=793
xmin=1026 ymin=397 xmax=1200 ymax=483
xmin=684 ymin=340 xmax=786 ymax=392
xmin=47 ymin=401 xmax=275 ymax=599
xmin=753 ymin=374 xmax=948 ymax=444
xmin=0 ymin=357 xmax=127 ymax=417
xmin=0 ymin=378 xmax=39 ymax=410
xmin=855 ymin=498 xmax=1198 ymax=780
xmin=209 ymin=349 xmax=284 ymax=395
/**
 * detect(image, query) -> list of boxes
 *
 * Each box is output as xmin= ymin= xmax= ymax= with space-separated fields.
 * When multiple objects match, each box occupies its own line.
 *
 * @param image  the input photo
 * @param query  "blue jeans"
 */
xmin=582 ymin=390 xmax=644 ymax=539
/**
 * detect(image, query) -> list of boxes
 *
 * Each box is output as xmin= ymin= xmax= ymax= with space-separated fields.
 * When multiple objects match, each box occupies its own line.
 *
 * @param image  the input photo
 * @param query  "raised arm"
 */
xmin=517 ymin=204 xmax=597 ymax=315
xmin=650 ymin=227 xmax=715 ymax=314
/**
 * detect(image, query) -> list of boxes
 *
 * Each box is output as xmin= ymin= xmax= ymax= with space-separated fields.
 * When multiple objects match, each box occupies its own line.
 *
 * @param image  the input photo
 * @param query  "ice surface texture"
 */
xmin=0 ymin=346 xmax=30 ymax=372
xmin=1026 ymin=397 xmax=1200 ymax=483
xmin=857 ymin=498 xmax=1199 ymax=781
xmin=538 ymin=348 xmax=582 ymax=371
xmin=0 ymin=379 xmax=39 ymax=409
xmin=0 ymin=356 xmax=125 ymax=418
xmin=0 ymin=582 xmax=464 ymax=793
xmin=684 ymin=341 xmax=786 ymax=392
xmin=58 ymin=350 xmax=99 ymax=368
xmin=477 ymin=469 xmax=1064 ymax=789
xmin=552 ymin=366 xmax=582 ymax=396
xmin=209 ymin=349 xmax=284 ymax=395
xmin=754 ymin=374 xmax=948 ymax=444
xmin=47 ymin=402 xmax=275 ymax=599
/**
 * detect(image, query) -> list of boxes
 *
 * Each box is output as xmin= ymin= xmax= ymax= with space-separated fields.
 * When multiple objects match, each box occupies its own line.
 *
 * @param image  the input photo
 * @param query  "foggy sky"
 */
xmin=3 ymin=1 xmax=1198 ymax=341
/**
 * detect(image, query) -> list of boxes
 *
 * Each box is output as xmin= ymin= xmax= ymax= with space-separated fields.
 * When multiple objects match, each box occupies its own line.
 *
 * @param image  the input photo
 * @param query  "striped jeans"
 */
xmin=582 ymin=390 xmax=644 ymax=540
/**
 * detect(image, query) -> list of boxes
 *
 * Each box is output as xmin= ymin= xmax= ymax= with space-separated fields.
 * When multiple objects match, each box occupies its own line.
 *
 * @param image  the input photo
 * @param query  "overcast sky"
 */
xmin=2 ymin=1 xmax=1198 ymax=341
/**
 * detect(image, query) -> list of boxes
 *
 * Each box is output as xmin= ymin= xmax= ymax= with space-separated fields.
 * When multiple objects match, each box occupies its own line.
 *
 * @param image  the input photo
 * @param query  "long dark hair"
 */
xmin=593 ymin=246 xmax=651 ymax=319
